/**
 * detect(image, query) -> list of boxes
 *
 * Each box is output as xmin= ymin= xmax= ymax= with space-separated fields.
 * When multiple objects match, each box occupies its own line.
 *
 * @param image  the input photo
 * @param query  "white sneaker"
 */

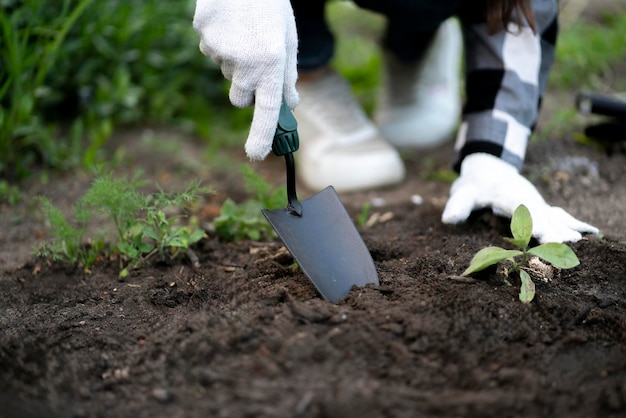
xmin=376 ymin=17 xmax=462 ymax=149
xmin=293 ymin=70 xmax=405 ymax=193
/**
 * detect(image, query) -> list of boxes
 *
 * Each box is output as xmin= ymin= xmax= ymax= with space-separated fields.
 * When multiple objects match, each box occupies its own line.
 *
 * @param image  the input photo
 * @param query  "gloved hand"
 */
xmin=193 ymin=0 xmax=299 ymax=160
xmin=442 ymin=153 xmax=599 ymax=243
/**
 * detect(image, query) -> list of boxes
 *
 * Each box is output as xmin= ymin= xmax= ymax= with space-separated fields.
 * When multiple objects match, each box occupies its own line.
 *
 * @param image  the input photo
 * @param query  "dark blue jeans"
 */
xmin=291 ymin=0 xmax=463 ymax=70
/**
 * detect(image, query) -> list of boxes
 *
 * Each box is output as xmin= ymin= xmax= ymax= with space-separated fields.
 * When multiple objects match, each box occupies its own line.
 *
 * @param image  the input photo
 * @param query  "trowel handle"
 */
xmin=272 ymin=100 xmax=300 ymax=156
xmin=577 ymin=92 xmax=626 ymax=120
xmin=273 ymin=100 xmax=302 ymax=216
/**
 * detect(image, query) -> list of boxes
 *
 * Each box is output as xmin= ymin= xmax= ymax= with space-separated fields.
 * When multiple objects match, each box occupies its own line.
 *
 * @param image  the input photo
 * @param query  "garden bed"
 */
xmin=1 ymin=2 xmax=625 ymax=416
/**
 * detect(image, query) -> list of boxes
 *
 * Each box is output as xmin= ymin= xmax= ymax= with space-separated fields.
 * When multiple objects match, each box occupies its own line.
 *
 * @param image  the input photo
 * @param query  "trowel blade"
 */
xmin=262 ymin=186 xmax=379 ymax=303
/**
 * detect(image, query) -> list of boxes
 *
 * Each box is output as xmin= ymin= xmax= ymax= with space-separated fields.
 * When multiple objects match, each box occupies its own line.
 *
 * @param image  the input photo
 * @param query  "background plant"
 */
xmin=1 ymin=0 xmax=230 ymax=180
xmin=36 ymin=195 xmax=100 ymax=269
xmin=1 ymin=0 xmax=94 ymax=179
xmin=462 ymin=205 xmax=581 ymax=303
xmin=0 ymin=179 xmax=21 ymax=205
xmin=551 ymin=12 xmax=626 ymax=89
xmin=356 ymin=202 xmax=372 ymax=228
xmin=214 ymin=165 xmax=286 ymax=241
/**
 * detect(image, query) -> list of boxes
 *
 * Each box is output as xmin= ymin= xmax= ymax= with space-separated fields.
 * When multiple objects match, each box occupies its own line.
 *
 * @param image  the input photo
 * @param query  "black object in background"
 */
xmin=577 ymin=92 xmax=626 ymax=120
xmin=576 ymin=93 xmax=626 ymax=144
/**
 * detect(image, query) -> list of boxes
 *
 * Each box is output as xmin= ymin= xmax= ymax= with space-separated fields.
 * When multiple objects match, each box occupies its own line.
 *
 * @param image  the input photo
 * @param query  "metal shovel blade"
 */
xmin=262 ymin=186 xmax=379 ymax=303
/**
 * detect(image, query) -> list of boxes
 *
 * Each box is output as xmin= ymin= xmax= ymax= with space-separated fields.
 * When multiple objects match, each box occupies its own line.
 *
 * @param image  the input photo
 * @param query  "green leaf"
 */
xmin=462 ymin=247 xmax=524 ymax=276
xmin=510 ymin=205 xmax=532 ymax=249
xmin=503 ymin=236 xmax=529 ymax=249
xmin=117 ymin=242 xmax=139 ymax=258
xmin=188 ymin=229 xmax=206 ymax=245
xmin=137 ymin=241 xmax=154 ymax=254
xmin=143 ymin=226 xmax=160 ymax=242
xmin=519 ymin=269 xmax=535 ymax=303
xmin=528 ymin=243 xmax=580 ymax=269
xmin=168 ymin=236 xmax=187 ymax=248
xmin=248 ymin=229 xmax=261 ymax=241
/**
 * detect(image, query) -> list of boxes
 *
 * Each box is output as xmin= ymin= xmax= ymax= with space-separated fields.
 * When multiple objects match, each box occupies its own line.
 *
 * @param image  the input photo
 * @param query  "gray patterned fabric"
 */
xmin=454 ymin=0 xmax=559 ymax=172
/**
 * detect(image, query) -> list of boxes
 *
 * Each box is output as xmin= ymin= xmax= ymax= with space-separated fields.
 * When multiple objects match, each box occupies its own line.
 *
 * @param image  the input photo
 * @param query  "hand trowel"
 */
xmin=262 ymin=101 xmax=379 ymax=303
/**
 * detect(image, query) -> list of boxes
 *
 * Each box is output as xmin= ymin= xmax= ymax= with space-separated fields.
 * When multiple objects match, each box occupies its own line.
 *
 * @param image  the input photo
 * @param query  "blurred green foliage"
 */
xmin=1 ymin=0 xmax=227 ymax=180
xmin=327 ymin=1 xmax=384 ymax=115
xmin=1 ymin=0 xmax=624 ymax=184
xmin=214 ymin=165 xmax=286 ymax=242
xmin=538 ymin=12 xmax=626 ymax=141
xmin=552 ymin=13 xmax=626 ymax=88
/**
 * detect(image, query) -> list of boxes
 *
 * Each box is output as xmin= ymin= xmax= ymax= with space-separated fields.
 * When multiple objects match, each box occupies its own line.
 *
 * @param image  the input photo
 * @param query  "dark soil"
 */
xmin=1 ymin=4 xmax=626 ymax=417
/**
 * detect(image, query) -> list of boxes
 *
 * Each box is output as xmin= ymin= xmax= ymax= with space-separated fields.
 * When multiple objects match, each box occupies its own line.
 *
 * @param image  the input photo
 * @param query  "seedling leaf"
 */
xmin=144 ymin=226 xmax=160 ymax=242
xmin=463 ymin=247 xmax=523 ymax=276
xmin=188 ymin=229 xmax=206 ymax=245
xmin=519 ymin=269 xmax=535 ymax=303
xmin=528 ymin=243 xmax=580 ymax=269
xmin=509 ymin=204 xmax=532 ymax=248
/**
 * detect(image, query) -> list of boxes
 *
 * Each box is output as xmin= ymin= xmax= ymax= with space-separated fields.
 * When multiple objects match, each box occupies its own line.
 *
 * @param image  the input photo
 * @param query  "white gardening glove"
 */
xmin=193 ymin=0 xmax=299 ymax=160
xmin=442 ymin=153 xmax=599 ymax=243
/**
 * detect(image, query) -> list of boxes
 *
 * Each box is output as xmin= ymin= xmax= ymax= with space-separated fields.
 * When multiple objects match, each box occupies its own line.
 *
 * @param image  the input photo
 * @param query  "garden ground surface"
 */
xmin=1 ymin=4 xmax=626 ymax=417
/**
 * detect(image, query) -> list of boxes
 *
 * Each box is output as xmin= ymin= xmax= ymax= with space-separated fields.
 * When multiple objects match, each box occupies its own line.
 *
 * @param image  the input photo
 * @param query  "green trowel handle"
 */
xmin=273 ymin=100 xmax=302 ymax=216
xmin=272 ymin=100 xmax=299 ymax=156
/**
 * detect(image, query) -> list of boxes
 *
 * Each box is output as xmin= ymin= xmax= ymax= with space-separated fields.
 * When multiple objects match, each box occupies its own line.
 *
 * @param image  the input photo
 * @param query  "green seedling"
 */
xmin=420 ymin=156 xmax=458 ymax=183
xmin=36 ymin=195 xmax=100 ymax=269
xmin=113 ymin=179 xmax=210 ymax=276
xmin=37 ymin=171 xmax=211 ymax=275
xmin=462 ymin=205 xmax=580 ymax=303
xmin=356 ymin=202 xmax=372 ymax=228
xmin=214 ymin=165 xmax=286 ymax=241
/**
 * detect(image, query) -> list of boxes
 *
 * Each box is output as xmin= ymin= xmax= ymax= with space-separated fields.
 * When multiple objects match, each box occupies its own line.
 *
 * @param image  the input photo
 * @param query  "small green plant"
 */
xmin=37 ymin=171 xmax=211 ymax=275
xmin=118 ymin=182 xmax=209 ymax=276
xmin=462 ymin=205 xmax=580 ymax=303
xmin=356 ymin=202 xmax=372 ymax=228
xmin=420 ymin=156 xmax=458 ymax=183
xmin=36 ymin=195 xmax=100 ymax=269
xmin=0 ymin=180 xmax=21 ymax=205
xmin=214 ymin=165 xmax=286 ymax=241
